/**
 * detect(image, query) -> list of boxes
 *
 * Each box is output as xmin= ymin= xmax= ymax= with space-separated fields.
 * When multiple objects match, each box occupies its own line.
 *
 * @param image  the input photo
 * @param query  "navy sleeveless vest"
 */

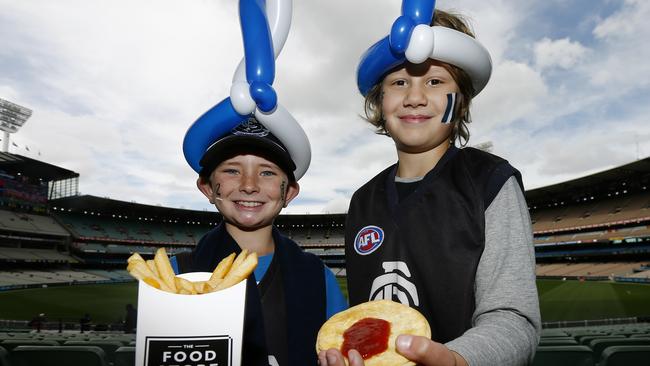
xmin=345 ymin=146 xmax=521 ymax=343
xmin=178 ymin=223 xmax=326 ymax=366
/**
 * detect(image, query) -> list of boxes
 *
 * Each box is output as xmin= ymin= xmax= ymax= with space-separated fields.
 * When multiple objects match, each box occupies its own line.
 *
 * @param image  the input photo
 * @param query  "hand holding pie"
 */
xmin=316 ymin=300 xmax=431 ymax=366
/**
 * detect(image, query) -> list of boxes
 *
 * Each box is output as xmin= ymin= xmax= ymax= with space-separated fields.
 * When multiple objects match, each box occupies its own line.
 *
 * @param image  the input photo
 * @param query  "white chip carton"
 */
xmin=135 ymin=272 xmax=247 ymax=366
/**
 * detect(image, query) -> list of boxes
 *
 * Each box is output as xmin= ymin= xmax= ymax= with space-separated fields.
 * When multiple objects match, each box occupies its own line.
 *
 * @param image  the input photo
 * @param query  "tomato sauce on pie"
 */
xmin=341 ymin=317 xmax=391 ymax=359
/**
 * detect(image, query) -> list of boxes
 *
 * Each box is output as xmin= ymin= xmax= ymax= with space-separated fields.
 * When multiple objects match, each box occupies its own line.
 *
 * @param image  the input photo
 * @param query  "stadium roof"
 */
xmin=49 ymin=194 xmax=347 ymax=226
xmin=50 ymin=195 xmax=220 ymax=223
xmin=46 ymin=156 xmax=650 ymax=219
xmin=526 ymin=157 xmax=650 ymax=208
xmin=0 ymin=152 xmax=79 ymax=182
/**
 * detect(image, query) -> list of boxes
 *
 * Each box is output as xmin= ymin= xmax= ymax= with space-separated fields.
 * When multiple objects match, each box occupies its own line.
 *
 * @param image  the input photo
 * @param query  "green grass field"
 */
xmin=1 ymin=279 xmax=649 ymax=324
xmin=0 ymin=283 xmax=138 ymax=324
xmin=537 ymin=279 xmax=650 ymax=322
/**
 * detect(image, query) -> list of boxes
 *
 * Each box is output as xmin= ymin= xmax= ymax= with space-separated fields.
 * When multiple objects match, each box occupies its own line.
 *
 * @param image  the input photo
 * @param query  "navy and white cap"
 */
xmin=199 ymin=117 xmax=296 ymax=181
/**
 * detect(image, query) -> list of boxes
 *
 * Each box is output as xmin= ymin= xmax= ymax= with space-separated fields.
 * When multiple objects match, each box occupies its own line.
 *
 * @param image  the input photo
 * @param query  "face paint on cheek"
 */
xmin=441 ymin=93 xmax=457 ymax=124
xmin=213 ymin=183 xmax=223 ymax=202
xmin=280 ymin=180 xmax=287 ymax=206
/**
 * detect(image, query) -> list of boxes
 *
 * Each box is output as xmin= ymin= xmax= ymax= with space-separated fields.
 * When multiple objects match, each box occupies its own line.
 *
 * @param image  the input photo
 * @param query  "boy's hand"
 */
xmin=317 ymin=335 xmax=466 ymax=366
xmin=395 ymin=335 xmax=465 ymax=366
xmin=318 ymin=349 xmax=363 ymax=366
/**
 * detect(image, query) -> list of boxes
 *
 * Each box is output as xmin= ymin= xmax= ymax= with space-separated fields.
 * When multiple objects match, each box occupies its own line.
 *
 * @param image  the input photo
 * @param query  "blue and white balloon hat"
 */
xmin=183 ymin=0 xmax=311 ymax=181
xmin=357 ymin=0 xmax=493 ymax=96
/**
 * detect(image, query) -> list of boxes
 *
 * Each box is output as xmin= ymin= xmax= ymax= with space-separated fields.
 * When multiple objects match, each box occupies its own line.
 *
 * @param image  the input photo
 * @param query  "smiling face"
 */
xmin=197 ymin=154 xmax=299 ymax=232
xmin=381 ymin=59 xmax=460 ymax=155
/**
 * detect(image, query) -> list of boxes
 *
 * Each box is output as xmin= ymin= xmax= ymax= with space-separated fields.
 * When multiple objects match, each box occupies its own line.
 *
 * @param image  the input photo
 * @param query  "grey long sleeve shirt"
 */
xmin=446 ymin=176 xmax=541 ymax=365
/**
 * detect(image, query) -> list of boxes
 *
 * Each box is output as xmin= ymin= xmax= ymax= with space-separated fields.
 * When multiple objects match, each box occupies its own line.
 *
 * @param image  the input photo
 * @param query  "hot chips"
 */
xmin=126 ymin=248 xmax=257 ymax=295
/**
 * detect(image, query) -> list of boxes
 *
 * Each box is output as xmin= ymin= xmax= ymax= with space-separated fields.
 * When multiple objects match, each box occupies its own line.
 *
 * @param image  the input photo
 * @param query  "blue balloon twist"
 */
xmin=184 ymin=0 xmax=312 ymax=180
xmin=183 ymin=0 xmax=278 ymax=173
xmin=358 ymin=0 xmax=436 ymax=95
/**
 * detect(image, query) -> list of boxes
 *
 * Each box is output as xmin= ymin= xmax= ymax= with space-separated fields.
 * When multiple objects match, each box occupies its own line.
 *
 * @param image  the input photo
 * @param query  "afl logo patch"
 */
xmin=354 ymin=226 xmax=384 ymax=255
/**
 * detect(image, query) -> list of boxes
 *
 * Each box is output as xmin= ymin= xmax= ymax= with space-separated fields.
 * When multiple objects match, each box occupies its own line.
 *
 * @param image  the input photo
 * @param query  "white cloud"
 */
xmin=534 ymin=37 xmax=589 ymax=70
xmin=593 ymin=0 xmax=649 ymax=40
xmin=473 ymin=60 xmax=547 ymax=131
xmin=586 ymin=0 xmax=650 ymax=88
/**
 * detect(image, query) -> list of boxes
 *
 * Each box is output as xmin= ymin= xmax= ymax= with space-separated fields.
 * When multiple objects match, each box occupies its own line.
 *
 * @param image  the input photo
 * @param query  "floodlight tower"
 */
xmin=0 ymin=97 xmax=33 ymax=153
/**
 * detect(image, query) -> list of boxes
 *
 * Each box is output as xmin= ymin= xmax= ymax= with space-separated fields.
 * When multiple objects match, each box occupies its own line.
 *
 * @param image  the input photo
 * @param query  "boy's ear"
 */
xmin=196 ymin=177 xmax=215 ymax=203
xmin=283 ymin=181 xmax=300 ymax=208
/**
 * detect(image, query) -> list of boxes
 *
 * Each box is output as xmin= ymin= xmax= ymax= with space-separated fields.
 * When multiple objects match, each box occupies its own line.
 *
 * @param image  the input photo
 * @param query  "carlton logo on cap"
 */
xmin=231 ymin=118 xmax=270 ymax=137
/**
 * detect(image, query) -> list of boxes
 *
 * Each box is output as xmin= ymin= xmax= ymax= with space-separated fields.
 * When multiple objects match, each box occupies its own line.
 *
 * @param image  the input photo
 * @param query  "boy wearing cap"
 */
xmin=319 ymin=8 xmax=539 ymax=366
xmin=173 ymin=118 xmax=347 ymax=366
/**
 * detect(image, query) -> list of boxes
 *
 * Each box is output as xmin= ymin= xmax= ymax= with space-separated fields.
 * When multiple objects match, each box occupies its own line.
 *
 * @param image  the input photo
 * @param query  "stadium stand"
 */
xmin=114 ymin=346 xmax=135 ymax=366
xmin=528 ymin=158 xmax=650 ymax=286
xmin=0 ymin=330 xmax=136 ymax=365
xmin=531 ymin=323 xmax=650 ymax=366
xmin=0 ymin=346 xmax=8 ymax=366
xmin=10 ymin=345 xmax=110 ymax=366
xmin=599 ymin=345 xmax=650 ymax=366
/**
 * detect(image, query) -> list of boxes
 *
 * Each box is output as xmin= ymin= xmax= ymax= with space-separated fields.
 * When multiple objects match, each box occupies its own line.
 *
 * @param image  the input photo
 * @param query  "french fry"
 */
xmin=192 ymin=281 xmax=209 ymax=294
xmin=143 ymin=277 xmax=175 ymax=292
xmin=127 ymin=252 xmax=146 ymax=264
xmin=206 ymin=278 xmax=224 ymax=293
xmin=231 ymin=249 xmax=249 ymax=272
xmin=213 ymin=252 xmax=258 ymax=291
xmin=126 ymin=249 xmax=257 ymax=295
xmin=146 ymin=259 xmax=160 ymax=278
xmin=154 ymin=248 xmax=177 ymax=292
xmin=209 ymin=253 xmax=236 ymax=282
xmin=127 ymin=260 xmax=157 ymax=281
xmin=175 ymin=276 xmax=197 ymax=295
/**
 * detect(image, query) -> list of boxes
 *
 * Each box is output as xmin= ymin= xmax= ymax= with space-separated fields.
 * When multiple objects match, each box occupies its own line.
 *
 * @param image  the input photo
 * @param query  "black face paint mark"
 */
xmin=280 ymin=180 xmax=287 ymax=206
xmin=211 ymin=183 xmax=222 ymax=203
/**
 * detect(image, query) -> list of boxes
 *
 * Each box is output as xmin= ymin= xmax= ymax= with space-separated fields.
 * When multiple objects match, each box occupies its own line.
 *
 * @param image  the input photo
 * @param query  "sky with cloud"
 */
xmin=1 ymin=0 xmax=649 ymax=214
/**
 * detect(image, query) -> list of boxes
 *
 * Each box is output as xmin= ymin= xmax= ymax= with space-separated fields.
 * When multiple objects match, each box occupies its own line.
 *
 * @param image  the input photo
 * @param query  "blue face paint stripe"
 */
xmin=442 ymin=93 xmax=456 ymax=124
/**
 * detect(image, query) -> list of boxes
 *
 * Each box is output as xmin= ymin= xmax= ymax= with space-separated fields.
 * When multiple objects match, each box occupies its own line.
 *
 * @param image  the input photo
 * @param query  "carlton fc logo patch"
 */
xmin=354 ymin=225 xmax=384 ymax=255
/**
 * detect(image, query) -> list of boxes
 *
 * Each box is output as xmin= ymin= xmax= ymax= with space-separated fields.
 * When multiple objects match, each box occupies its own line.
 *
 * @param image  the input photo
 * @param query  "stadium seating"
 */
xmin=0 ymin=346 xmax=8 ymax=366
xmin=114 ymin=346 xmax=135 ymax=366
xmin=0 ymin=247 xmax=73 ymax=262
xmin=63 ymin=340 xmax=125 ymax=363
xmin=0 ymin=269 xmax=111 ymax=287
xmin=531 ymin=192 xmax=650 ymax=233
xmin=0 ymin=339 xmax=60 ymax=351
xmin=579 ymin=335 xmax=625 ymax=346
xmin=532 ymin=345 xmax=594 ymax=366
xmin=0 ymin=332 xmax=139 ymax=365
xmin=598 ymin=345 xmax=650 ymax=366
xmin=589 ymin=337 xmax=650 ymax=361
xmin=10 ymin=345 xmax=110 ymax=366
xmin=538 ymin=338 xmax=578 ymax=346
xmin=0 ymin=210 xmax=69 ymax=236
xmin=627 ymin=269 xmax=650 ymax=280
xmin=541 ymin=329 xmax=569 ymax=337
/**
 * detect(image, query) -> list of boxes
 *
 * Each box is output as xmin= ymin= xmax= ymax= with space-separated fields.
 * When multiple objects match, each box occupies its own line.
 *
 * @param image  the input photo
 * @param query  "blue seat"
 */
xmin=532 ymin=345 xmax=594 ymax=366
xmin=598 ymin=345 xmax=650 ymax=366
xmin=114 ymin=346 xmax=135 ymax=366
xmin=10 ymin=345 xmax=110 ymax=366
